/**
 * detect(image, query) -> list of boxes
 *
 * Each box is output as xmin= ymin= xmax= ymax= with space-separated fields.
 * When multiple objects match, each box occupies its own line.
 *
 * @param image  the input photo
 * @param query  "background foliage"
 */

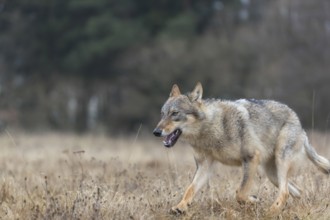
xmin=0 ymin=0 xmax=329 ymax=133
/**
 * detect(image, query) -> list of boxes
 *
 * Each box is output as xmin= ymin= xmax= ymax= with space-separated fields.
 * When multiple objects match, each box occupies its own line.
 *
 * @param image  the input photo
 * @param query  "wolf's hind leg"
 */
xmin=268 ymin=125 xmax=303 ymax=215
xmin=236 ymin=150 xmax=260 ymax=204
xmin=265 ymin=158 xmax=302 ymax=198
xmin=288 ymin=182 xmax=301 ymax=198
xmin=171 ymin=155 xmax=213 ymax=214
xmin=268 ymin=159 xmax=290 ymax=215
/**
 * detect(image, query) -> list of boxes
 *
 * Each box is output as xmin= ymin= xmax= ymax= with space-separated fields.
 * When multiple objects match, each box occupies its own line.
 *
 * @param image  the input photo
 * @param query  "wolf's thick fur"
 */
xmin=153 ymin=82 xmax=330 ymax=215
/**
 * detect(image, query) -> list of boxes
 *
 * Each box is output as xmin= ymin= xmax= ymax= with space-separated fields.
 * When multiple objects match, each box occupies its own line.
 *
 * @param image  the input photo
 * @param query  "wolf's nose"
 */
xmin=153 ymin=128 xmax=162 ymax=137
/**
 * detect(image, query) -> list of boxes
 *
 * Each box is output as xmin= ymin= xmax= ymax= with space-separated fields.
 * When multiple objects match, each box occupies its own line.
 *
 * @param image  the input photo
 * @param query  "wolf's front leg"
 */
xmin=171 ymin=155 xmax=213 ymax=214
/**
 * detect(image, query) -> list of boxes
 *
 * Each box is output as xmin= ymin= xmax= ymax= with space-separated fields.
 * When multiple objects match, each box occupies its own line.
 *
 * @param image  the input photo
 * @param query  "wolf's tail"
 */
xmin=304 ymin=135 xmax=330 ymax=174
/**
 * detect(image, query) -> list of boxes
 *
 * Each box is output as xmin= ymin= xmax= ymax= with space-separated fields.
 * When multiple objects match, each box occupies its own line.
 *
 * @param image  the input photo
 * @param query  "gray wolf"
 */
xmin=153 ymin=82 xmax=330 ymax=215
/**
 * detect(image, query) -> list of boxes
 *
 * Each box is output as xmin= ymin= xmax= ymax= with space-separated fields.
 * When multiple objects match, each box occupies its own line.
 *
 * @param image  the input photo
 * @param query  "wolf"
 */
xmin=153 ymin=82 xmax=330 ymax=215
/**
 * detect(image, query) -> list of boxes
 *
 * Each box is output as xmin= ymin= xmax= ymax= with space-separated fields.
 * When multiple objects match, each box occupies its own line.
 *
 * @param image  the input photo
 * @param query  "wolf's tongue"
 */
xmin=163 ymin=129 xmax=182 ymax=148
xmin=163 ymin=133 xmax=175 ymax=147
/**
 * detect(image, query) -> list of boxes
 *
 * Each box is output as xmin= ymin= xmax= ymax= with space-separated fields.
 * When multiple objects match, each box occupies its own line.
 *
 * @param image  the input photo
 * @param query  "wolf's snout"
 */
xmin=153 ymin=128 xmax=162 ymax=137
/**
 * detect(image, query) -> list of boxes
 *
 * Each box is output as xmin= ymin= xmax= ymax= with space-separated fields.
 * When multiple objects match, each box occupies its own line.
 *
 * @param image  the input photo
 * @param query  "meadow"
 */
xmin=0 ymin=131 xmax=329 ymax=219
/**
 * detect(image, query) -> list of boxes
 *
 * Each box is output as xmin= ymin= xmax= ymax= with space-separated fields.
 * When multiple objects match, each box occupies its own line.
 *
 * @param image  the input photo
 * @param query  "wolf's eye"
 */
xmin=171 ymin=111 xmax=179 ymax=116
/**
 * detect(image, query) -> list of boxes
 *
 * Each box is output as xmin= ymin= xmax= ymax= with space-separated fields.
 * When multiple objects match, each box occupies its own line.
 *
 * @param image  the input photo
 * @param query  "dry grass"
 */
xmin=0 ymin=131 xmax=329 ymax=219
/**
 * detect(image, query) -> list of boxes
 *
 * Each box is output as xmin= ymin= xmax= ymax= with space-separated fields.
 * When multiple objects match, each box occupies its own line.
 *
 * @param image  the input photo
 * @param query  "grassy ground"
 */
xmin=0 ymin=131 xmax=329 ymax=219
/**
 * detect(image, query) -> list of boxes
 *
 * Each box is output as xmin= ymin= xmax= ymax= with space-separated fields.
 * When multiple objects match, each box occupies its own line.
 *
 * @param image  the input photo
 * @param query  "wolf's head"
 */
xmin=153 ymin=82 xmax=205 ymax=147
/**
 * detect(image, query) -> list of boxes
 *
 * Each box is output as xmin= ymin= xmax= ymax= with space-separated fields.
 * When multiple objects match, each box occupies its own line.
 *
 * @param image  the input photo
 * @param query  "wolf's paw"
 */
xmin=267 ymin=193 xmax=288 ymax=216
xmin=267 ymin=200 xmax=286 ymax=217
xmin=267 ymin=203 xmax=282 ymax=216
xmin=170 ymin=204 xmax=188 ymax=215
xmin=236 ymin=194 xmax=259 ymax=205
xmin=248 ymin=195 xmax=259 ymax=203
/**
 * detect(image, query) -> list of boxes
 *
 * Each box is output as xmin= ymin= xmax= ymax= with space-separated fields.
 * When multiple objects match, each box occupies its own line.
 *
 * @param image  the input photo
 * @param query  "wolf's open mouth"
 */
xmin=163 ymin=129 xmax=182 ymax=148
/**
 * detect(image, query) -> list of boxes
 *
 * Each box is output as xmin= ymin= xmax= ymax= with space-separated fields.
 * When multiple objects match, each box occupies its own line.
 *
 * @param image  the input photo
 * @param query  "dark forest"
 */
xmin=0 ymin=0 xmax=329 ymax=133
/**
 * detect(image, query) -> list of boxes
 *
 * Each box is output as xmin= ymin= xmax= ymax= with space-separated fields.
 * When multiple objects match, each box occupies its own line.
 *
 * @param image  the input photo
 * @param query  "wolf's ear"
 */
xmin=170 ymin=84 xmax=181 ymax=97
xmin=189 ymin=82 xmax=203 ymax=102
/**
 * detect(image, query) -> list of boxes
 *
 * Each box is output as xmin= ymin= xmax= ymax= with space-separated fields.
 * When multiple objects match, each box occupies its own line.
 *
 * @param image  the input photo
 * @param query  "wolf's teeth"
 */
xmin=163 ymin=129 xmax=181 ymax=147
